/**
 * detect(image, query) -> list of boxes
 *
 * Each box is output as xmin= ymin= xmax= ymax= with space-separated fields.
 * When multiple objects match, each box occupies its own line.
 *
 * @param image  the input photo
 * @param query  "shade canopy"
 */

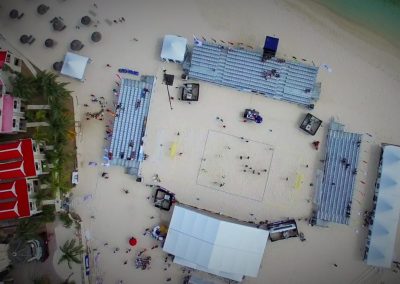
xmin=9 ymin=9 xmax=19 ymax=19
xmin=160 ymin=35 xmax=187 ymax=63
xmin=37 ymin=4 xmax=49 ymax=15
xmin=53 ymin=61 xmax=63 ymax=72
xmin=52 ymin=18 xmax=65 ymax=31
xmin=163 ymin=205 xmax=269 ymax=282
xmin=45 ymin=38 xmax=54 ymax=48
xmin=366 ymin=144 xmax=400 ymax=268
xmin=81 ymin=16 xmax=91 ymax=25
xmin=70 ymin=40 xmax=84 ymax=51
xmin=91 ymin=32 xmax=102 ymax=42
xmin=60 ymin=52 xmax=89 ymax=81
xmin=20 ymin=35 xmax=30 ymax=44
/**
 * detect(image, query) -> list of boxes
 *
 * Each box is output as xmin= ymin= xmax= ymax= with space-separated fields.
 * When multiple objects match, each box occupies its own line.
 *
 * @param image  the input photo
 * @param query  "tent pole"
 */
xmin=166 ymin=85 xmax=173 ymax=110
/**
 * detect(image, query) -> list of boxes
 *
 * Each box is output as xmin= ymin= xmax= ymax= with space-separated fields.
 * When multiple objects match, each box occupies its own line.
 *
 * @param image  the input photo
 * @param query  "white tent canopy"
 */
xmin=60 ymin=52 xmax=89 ymax=81
xmin=366 ymin=144 xmax=400 ymax=268
xmin=160 ymin=35 xmax=187 ymax=63
xmin=163 ymin=205 xmax=269 ymax=282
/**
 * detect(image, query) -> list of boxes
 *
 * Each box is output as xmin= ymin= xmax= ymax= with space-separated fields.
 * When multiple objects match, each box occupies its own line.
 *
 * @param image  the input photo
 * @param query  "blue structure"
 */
xmin=263 ymin=36 xmax=279 ymax=59
xmin=109 ymin=76 xmax=155 ymax=176
xmin=188 ymin=42 xmax=321 ymax=107
xmin=313 ymin=120 xmax=362 ymax=225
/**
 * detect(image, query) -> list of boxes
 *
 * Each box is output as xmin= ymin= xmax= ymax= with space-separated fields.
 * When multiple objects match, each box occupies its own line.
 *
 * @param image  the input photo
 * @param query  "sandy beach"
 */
xmin=1 ymin=0 xmax=400 ymax=283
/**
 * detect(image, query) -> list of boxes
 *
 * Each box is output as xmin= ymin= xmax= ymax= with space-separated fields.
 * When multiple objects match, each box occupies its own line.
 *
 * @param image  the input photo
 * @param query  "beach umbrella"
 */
xmin=53 ymin=61 xmax=63 ymax=71
xmin=91 ymin=31 xmax=102 ymax=42
xmin=37 ymin=4 xmax=49 ymax=15
xmin=20 ymin=35 xmax=30 ymax=44
xmin=45 ymin=38 xmax=55 ymax=48
xmin=70 ymin=40 xmax=84 ymax=51
xmin=9 ymin=9 xmax=19 ymax=19
xmin=81 ymin=16 xmax=91 ymax=26
xmin=52 ymin=19 xmax=65 ymax=31
xmin=129 ymin=237 xmax=137 ymax=247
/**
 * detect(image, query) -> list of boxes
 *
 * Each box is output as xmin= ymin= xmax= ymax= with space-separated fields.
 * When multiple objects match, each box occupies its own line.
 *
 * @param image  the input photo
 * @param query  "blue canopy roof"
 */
xmin=264 ymin=36 xmax=279 ymax=52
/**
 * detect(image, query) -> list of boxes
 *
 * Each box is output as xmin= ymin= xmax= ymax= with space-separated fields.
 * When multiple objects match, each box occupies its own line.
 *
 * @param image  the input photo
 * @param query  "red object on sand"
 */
xmin=312 ymin=141 xmax=320 ymax=150
xmin=129 ymin=237 xmax=137 ymax=246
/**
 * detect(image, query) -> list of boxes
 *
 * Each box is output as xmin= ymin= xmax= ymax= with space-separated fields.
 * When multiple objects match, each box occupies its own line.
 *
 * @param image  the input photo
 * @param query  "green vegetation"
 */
xmin=32 ymin=275 xmax=51 ymax=284
xmin=11 ymin=71 xmax=77 ymax=239
xmin=59 ymin=212 xmax=73 ymax=228
xmin=58 ymin=239 xmax=84 ymax=269
xmin=11 ymin=71 xmax=75 ymax=203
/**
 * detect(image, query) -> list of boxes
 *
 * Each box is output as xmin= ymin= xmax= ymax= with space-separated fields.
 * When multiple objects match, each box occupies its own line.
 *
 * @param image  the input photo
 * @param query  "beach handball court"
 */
xmin=197 ymin=130 xmax=273 ymax=201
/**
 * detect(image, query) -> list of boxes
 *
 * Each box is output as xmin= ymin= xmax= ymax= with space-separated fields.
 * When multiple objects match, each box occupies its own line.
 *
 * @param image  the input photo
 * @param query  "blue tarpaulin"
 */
xmin=263 ymin=36 xmax=279 ymax=54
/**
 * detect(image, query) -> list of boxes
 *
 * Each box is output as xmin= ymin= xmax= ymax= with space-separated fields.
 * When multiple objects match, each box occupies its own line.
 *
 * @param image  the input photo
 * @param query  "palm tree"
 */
xmin=32 ymin=275 xmax=51 ymax=284
xmin=15 ymin=218 xmax=42 ymax=240
xmin=11 ymin=73 xmax=37 ymax=99
xmin=35 ymin=71 xmax=71 ymax=103
xmin=58 ymin=239 xmax=84 ymax=269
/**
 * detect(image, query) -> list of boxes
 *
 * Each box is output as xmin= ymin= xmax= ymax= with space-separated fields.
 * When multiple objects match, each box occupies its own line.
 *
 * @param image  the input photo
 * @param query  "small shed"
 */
xmin=60 ymin=52 xmax=89 ymax=81
xmin=160 ymin=35 xmax=187 ymax=63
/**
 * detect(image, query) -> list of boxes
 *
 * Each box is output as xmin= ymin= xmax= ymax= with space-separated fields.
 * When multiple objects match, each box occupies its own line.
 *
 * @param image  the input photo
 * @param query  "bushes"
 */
xmin=59 ymin=212 xmax=73 ymax=228
xmin=12 ymin=71 xmax=75 ymax=199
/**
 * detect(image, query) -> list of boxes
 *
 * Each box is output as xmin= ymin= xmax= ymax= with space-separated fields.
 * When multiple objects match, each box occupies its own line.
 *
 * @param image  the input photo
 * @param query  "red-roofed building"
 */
xmin=0 ymin=50 xmax=22 ymax=73
xmin=0 ymin=139 xmax=48 ymax=221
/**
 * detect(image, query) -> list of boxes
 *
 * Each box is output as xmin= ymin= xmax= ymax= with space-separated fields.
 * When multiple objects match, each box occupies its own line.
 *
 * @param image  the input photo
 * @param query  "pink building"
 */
xmin=0 ymin=51 xmax=27 ymax=134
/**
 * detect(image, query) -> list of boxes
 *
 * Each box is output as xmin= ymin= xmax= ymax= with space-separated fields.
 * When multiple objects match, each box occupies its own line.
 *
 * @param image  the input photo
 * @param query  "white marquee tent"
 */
xmin=60 ymin=52 xmax=89 ymax=81
xmin=160 ymin=35 xmax=187 ymax=63
xmin=163 ymin=205 xmax=269 ymax=282
xmin=366 ymin=144 xmax=400 ymax=268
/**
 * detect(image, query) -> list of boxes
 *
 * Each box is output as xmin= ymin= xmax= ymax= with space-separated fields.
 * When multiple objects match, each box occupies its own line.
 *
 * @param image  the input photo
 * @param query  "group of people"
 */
xmin=84 ymin=94 xmax=107 ymax=121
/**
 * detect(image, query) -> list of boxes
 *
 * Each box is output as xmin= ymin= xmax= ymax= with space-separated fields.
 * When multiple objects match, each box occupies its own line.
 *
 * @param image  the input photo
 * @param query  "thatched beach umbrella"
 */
xmin=20 ymin=35 xmax=30 ymax=44
xmin=53 ymin=61 xmax=63 ymax=72
xmin=70 ymin=40 xmax=84 ymax=51
xmin=37 ymin=4 xmax=50 ymax=15
xmin=45 ymin=38 xmax=55 ymax=48
xmin=81 ymin=16 xmax=91 ymax=26
xmin=9 ymin=9 xmax=19 ymax=19
xmin=52 ymin=18 xmax=65 ymax=31
xmin=91 ymin=31 xmax=102 ymax=43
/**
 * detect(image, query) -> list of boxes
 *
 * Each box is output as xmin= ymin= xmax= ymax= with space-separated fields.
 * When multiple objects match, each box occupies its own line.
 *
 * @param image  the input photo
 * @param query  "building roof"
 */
xmin=161 ymin=35 xmax=187 ymax=62
xmin=0 ymin=51 xmax=7 ymax=69
xmin=60 ymin=52 xmax=89 ymax=81
xmin=163 ymin=205 xmax=269 ymax=282
xmin=0 ymin=179 xmax=30 ymax=221
xmin=366 ymin=144 xmax=400 ymax=268
xmin=0 ymin=139 xmax=36 ymax=180
xmin=1 ymin=94 xmax=14 ymax=133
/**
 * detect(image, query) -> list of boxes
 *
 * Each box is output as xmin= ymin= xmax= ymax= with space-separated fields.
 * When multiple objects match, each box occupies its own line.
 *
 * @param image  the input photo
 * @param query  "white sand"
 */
xmin=1 ymin=0 xmax=400 ymax=283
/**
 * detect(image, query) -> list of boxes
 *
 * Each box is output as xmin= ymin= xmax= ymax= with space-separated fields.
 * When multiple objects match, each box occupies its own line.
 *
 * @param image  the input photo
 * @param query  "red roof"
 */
xmin=0 ymin=179 xmax=30 ymax=221
xmin=0 ymin=139 xmax=36 ymax=180
xmin=1 ymin=94 xmax=14 ymax=133
xmin=0 ymin=51 xmax=7 ymax=69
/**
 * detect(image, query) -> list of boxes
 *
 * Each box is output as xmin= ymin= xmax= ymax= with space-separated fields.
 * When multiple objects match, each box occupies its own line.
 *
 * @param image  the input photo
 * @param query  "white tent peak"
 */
xmin=160 ymin=35 xmax=187 ymax=63
xmin=60 ymin=52 xmax=89 ymax=81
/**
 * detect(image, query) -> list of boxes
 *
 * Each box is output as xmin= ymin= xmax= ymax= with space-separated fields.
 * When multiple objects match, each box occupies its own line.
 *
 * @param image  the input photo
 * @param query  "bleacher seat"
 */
xmin=188 ymin=42 xmax=320 ymax=107
xmin=314 ymin=120 xmax=362 ymax=225
xmin=109 ymin=76 xmax=155 ymax=176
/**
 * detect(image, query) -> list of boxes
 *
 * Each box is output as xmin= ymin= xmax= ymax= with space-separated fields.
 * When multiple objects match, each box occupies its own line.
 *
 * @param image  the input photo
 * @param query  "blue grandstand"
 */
xmin=313 ymin=120 xmax=362 ymax=225
xmin=187 ymin=42 xmax=321 ymax=107
xmin=108 ymin=76 xmax=155 ymax=176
